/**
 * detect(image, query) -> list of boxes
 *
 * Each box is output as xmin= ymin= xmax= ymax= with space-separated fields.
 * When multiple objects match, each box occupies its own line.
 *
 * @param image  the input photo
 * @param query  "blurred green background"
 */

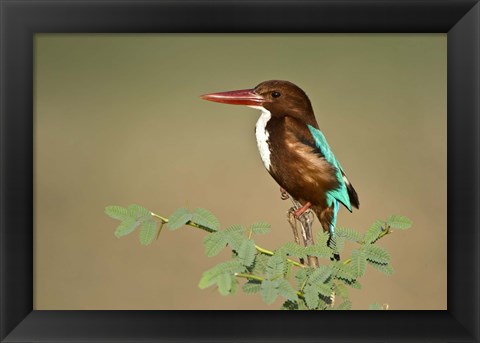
xmin=34 ymin=34 xmax=446 ymax=310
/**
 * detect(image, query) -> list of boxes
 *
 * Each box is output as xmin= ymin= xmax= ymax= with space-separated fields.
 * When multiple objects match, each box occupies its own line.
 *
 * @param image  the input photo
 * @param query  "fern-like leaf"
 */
xmin=261 ymin=280 xmax=279 ymax=305
xmin=335 ymin=227 xmax=362 ymax=242
xmin=350 ymin=250 xmax=367 ymax=277
xmin=364 ymin=220 xmax=385 ymax=244
xmin=139 ymin=220 xmax=157 ymax=246
xmin=279 ymin=242 xmax=307 ymax=258
xmin=265 ymin=255 xmax=286 ymax=279
xmin=305 ymin=244 xmax=333 ymax=259
xmin=216 ymin=273 xmax=232 ymax=296
xmin=386 ymin=215 xmax=412 ymax=230
xmin=168 ymin=208 xmax=192 ymax=231
xmin=281 ymin=300 xmax=299 ymax=310
xmin=192 ymin=208 xmax=220 ymax=231
xmin=242 ymin=280 xmax=261 ymax=294
xmin=105 ymin=205 xmax=131 ymax=221
xmin=251 ymin=253 xmax=269 ymax=275
xmin=128 ymin=204 xmax=151 ymax=220
xmin=238 ymin=239 xmax=256 ymax=267
xmin=362 ymin=244 xmax=390 ymax=264
xmin=224 ymin=225 xmax=245 ymax=250
xmin=331 ymin=262 xmax=357 ymax=282
xmin=203 ymin=232 xmax=228 ymax=257
xmin=114 ymin=218 xmax=139 ymax=238
xmin=198 ymin=260 xmax=245 ymax=289
xmin=277 ymin=279 xmax=298 ymax=301
xmin=308 ymin=265 xmax=333 ymax=285
xmin=249 ymin=222 xmax=271 ymax=234
xmin=303 ymin=286 xmax=320 ymax=309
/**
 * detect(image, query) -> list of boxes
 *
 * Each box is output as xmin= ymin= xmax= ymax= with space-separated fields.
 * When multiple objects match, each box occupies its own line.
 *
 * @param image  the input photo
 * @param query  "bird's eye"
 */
xmin=272 ymin=91 xmax=281 ymax=98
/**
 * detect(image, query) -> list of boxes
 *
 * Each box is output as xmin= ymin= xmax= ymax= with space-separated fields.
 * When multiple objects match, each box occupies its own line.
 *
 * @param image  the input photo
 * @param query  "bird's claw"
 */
xmin=280 ymin=187 xmax=289 ymax=200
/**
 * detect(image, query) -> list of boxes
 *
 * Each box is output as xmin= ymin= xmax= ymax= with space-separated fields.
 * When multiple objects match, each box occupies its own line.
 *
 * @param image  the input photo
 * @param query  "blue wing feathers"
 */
xmin=307 ymin=125 xmax=352 ymax=212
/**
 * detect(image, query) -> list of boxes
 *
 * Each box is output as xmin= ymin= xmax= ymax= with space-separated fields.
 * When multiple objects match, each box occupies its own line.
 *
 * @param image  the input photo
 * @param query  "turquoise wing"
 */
xmin=307 ymin=125 xmax=352 ymax=212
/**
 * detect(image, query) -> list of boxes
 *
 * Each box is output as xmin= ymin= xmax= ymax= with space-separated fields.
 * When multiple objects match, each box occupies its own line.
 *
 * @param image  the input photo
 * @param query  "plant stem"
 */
xmin=151 ymin=211 xmax=305 ymax=269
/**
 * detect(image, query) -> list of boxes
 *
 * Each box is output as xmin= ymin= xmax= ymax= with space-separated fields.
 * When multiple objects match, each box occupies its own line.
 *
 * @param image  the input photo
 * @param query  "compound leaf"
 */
xmin=114 ymin=218 xmax=139 ymax=238
xmin=105 ymin=205 xmax=131 ymax=221
xmin=249 ymin=222 xmax=271 ymax=234
xmin=203 ymin=232 xmax=227 ymax=257
xmin=192 ymin=208 xmax=220 ymax=231
xmin=139 ymin=220 xmax=157 ymax=245
xmin=386 ymin=215 xmax=412 ymax=230
xmin=168 ymin=208 xmax=192 ymax=231
xmin=261 ymin=280 xmax=279 ymax=305
xmin=362 ymin=244 xmax=390 ymax=265
xmin=238 ymin=239 xmax=256 ymax=267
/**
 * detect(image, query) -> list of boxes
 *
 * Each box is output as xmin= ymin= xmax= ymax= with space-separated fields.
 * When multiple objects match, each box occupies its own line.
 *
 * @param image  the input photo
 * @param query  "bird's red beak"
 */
xmin=200 ymin=89 xmax=264 ymax=106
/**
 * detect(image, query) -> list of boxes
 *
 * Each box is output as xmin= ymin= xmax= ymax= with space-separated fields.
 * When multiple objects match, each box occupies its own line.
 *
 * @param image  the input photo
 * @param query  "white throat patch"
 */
xmin=250 ymin=106 xmax=272 ymax=170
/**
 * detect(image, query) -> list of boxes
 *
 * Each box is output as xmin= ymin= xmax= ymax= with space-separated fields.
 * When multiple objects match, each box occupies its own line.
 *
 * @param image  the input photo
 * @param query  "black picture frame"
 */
xmin=1 ymin=0 xmax=479 ymax=342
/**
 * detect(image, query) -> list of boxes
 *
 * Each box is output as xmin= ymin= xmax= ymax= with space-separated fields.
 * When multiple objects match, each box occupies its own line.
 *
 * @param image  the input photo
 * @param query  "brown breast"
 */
xmin=265 ymin=116 xmax=339 ymax=207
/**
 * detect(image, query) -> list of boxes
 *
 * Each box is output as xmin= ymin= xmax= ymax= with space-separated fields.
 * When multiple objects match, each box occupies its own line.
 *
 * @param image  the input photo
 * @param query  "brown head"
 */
xmin=200 ymin=80 xmax=319 ymax=128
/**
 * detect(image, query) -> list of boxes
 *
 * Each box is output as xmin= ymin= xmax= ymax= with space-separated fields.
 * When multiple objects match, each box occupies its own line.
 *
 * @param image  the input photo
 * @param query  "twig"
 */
xmin=150 ymin=211 xmax=305 ymax=269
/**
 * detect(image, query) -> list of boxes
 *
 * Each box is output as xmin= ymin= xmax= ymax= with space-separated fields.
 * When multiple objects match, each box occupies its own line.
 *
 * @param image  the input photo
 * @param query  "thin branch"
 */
xmin=150 ymin=211 xmax=305 ymax=269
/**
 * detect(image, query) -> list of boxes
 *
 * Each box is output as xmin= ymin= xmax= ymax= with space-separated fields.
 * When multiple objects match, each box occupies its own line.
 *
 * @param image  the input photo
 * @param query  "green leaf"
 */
xmin=281 ymin=300 xmax=299 ymax=310
xmin=203 ymin=232 xmax=227 ymax=257
xmin=224 ymin=225 xmax=245 ymax=250
xmin=217 ymin=273 xmax=232 ymax=296
xmin=331 ymin=261 xmax=357 ymax=282
xmin=238 ymin=239 xmax=256 ymax=267
xmin=168 ymin=208 xmax=192 ymax=231
xmin=279 ymin=242 xmax=307 ymax=258
xmin=251 ymin=254 xmax=269 ymax=275
xmin=303 ymin=286 xmax=319 ymax=309
xmin=242 ymin=280 xmax=261 ymax=294
xmin=249 ymin=222 xmax=271 ymax=234
xmin=314 ymin=282 xmax=333 ymax=298
xmin=192 ymin=208 xmax=220 ymax=231
xmin=351 ymin=250 xmax=367 ymax=277
xmin=336 ymin=300 xmax=352 ymax=310
xmin=198 ymin=260 xmax=245 ymax=289
xmin=295 ymin=268 xmax=310 ymax=288
xmin=265 ymin=255 xmax=286 ymax=279
xmin=277 ymin=279 xmax=298 ymax=301
xmin=139 ymin=220 xmax=157 ymax=245
xmin=364 ymin=220 xmax=385 ymax=244
xmin=128 ymin=204 xmax=151 ymax=220
xmin=105 ymin=205 xmax=131 ymax=221
xmin=329 ymin=235 xmax=345 ymax=254
xmin=333 ymin=282 xmax=349 ymax=299
xmin=114 ymin=218 xmax=139 ymax=238
xmin=386 ymin=215 xmax=412 ymax=230
xmin=305 ymin=244 xmax=333 ymax=259
xmin=335 ymin=227 xmax=362 ymax=242
xmin=369 ymin=303 xmax=383 ymax=310
xmin=317 ymin=231 xmax=330 ymax=247
xmin=261 ymin=280 xmax=279 ymax=305
xmin=230 ymin=278 xmax=239 ymax=295
xmin=362 ymin=244 xmax=390 ymax=264
xmin=308 ymin=265 xmax=333 ymax=285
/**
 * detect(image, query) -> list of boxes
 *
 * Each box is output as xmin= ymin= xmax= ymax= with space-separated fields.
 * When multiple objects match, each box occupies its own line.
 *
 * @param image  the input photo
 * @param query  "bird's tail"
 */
xmin=315 ymin=200 xmax=341 ymax=261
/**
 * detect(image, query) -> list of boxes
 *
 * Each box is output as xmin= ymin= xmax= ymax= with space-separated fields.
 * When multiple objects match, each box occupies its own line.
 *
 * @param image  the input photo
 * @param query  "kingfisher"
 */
xmin=200 ymin=80 xmax=359 ymax=257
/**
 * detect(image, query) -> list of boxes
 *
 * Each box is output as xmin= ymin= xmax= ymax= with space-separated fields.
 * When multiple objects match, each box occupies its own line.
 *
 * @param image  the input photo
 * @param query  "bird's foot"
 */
xmin=280 ymin=187 xmax=289 ymax=200
xmin=294 ymin=201 xmax=312 ymax=218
